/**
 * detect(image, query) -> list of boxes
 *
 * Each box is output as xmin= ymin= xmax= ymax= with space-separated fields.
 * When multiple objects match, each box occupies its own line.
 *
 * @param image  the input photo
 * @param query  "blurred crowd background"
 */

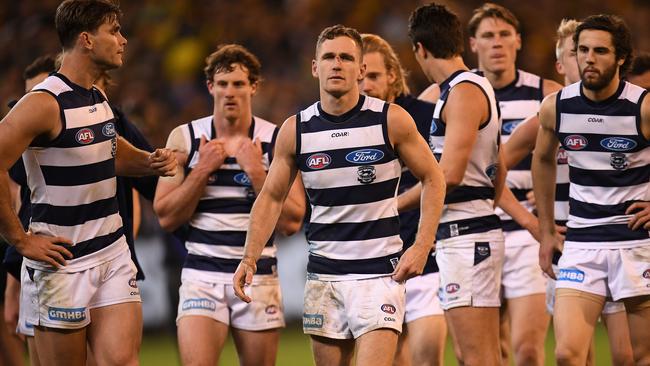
xmin=0 ymin=0 xmax=649 ymax=330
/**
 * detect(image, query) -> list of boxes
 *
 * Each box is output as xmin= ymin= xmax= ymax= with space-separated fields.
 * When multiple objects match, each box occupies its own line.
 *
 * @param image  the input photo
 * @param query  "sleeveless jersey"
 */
xmin=556 ymin=81 xmax=650 ymax=249
xmin=494 ymin=69 xmax=544 ymax=234
xmin=24 ymin=73 xmax=126 ymax=272
xmin=181 ymin=116 xmax=279 ymax=282
xmin=430 ymin=71 xmax=502 ymax=241
xmin=297 ymin=95 xmax=402 ymax=280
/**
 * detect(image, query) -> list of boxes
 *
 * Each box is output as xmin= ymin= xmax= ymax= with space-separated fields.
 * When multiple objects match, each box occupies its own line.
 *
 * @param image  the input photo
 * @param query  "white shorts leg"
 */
xmin=436 ymin=231 xmax=505 ymax=310
xmin=404 ymin=272 xmax=443 ymax=323
xmin=303 ymin=276 xmax=405 ymax=339
xmin=609 ymin=244 xmax=650 ymax=300
xmin=177 ymin=277 xmax=285 ymax=331
xmin=602 ymin=300 xmax=625 ymax=314
xmin=18 ymin=262 xmax=36 ymax=337
xmin=501 ymin=238 xmax=546 ymax=299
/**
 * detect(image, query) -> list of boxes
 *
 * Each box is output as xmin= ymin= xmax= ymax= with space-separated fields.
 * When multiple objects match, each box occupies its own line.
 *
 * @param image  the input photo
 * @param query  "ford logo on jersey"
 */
xmin=233 ymin=172 xmax=252 ymax=186
xmin=563 ymin=134 xmax=587 ymax=150
xmin=502 ymin=121 xmax=520 ymax=134
xmin=76 ymin=128 xmax=95 ymax=144
xmin=345 ymin=148 xmax=384 ymax=164
xmin=600 ymin=137 xmax=637 ymax=152
xmin=306 ymin=153 xmax=331 ymax=169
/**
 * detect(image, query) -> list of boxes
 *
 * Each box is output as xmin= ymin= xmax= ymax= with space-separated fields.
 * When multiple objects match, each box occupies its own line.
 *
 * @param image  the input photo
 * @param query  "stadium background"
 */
xmin=1 ymin=0 xmax=649 ymax=364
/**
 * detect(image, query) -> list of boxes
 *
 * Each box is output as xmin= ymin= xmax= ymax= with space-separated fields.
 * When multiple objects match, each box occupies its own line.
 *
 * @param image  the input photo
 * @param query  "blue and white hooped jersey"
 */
xmin=556 ymin=81 xmax=650 ymax=249
xmin=297 ymin=95 xmax=402 ymax=280
xmin=24 ymin=73 xmax=126 ymax=272
xmin=493 ymin=69 xmax=544 ymax=233
xmin=430 ymin=70 xmax=502 ymax=241
xmin=555 ymin=146 xmax=570 ymax=226
xmin=181 ymin=116 xmax=279 ymax=282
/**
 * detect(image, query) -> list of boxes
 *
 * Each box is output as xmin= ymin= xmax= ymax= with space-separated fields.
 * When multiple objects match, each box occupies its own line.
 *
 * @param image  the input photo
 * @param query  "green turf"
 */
xmin=140 ymin=321 xmax=614 ymax=365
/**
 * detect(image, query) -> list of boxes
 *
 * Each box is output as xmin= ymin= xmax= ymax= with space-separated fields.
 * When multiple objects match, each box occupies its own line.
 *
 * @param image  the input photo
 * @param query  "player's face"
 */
xmin=576 ymin=29 xmax=622 ymax=91
xmin=25 ymin=72 xmax=50 ymax=93
xmin=557 ymin=37 xmax=579 ymax=84
xmin=208 ymin=64 xmax=257 ymax=120
xmin=89 ymin=17 xmax=127 ymax=70
xmin=360 ymin=52 xmax=394 ymax=101
xmin=470 ymin=17 xmax=521 ymax=75
xmin=313 ymin=36 xmax=364 ymax=98
xmin=627 ymin=71 xmax=650 ymax=90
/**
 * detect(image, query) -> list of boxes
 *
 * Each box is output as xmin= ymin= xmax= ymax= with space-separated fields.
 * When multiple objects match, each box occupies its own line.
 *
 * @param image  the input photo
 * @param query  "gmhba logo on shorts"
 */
xmin=182 ymin=298 xmax=216 ymax=311
xmin=345 ymin=148 xmax=384 ymax=164
xmin=306 ymin=153 xmax=331 ymax=170
xmin=558 ymin=268 xmax=585 ymax=283
xmin=48 ymin=306 xmax=86 ymax=322
xmin=303 ymin=313 xmax=324 ymax=328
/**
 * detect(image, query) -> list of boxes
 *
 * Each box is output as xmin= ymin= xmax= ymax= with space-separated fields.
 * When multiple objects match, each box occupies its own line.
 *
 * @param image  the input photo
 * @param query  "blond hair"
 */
xmin=361 ymin=33 xmax=410 ymax=97
xmin=555 ymin=19 xmax=580 ymax=60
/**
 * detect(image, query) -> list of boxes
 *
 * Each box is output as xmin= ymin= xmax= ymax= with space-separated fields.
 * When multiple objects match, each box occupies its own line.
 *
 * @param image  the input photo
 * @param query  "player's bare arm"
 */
xmin=626 ymin=93 xmax=650 ymax=229
xmin=0 ymin=93 xmax=72 ymax=267
xmin=115 ymin=135 xmax=177 ymax=177
xmin=154 ymin=125 xmax=226 ymax=232
xmin=502 ymin=114 xmax=540 ymax=169
xmin=543 ymin=78 xmax=563 ymax=97
xmin=532 ymin=93 xmax=561 ymax=278
xmin=493 ymin=147 xmax=507 ymax=207
xmin=233 ymin=116 xmax=299 ymax=302
xmin=388 ymin=104 xmax=445 ymax=282
xmin=275 ymin=173 xmax=306 ymax=236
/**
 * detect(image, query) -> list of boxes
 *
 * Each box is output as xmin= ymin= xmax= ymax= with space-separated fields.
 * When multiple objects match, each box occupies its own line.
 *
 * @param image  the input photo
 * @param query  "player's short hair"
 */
xmin=361 ymin=34 xmax=410 ymax=97
xmin=555 ymin=19 xmax=580 ymax=60
xmin=55 ymin=0 xmax=122 ymax=50
xmin=204 ymin=44 xmax=262 ymax=85
xmin=468 ymin=3 xmax=520 ymax=37
xmin=628 ymin=53 xmax=650 ymax=77
xmin=23 ymin=55 xmax=57 ymax=80
xmin=315 ymin=25 xmax=363 ymax=58
xmin=408 ymin=3 xmax=464 ymax=59
xmin=574 ymin=14 xmax=633 ymax=74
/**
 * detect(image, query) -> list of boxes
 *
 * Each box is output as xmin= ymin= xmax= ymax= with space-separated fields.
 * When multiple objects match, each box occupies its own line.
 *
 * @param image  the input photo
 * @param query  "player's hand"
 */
xmin=4 ymin=276 xmax=23 ymax=340
xmin=149 ymin=148 xmax=178 ymax=176
xmin=233 ymin=257 xmax=257 ymax=303
xmin=526 ymin=190 xmax=536 ymax=208
xmin=235 ymin=138 xmax=263 ymax=175
xmin=391 ymin=243 xmax=431 ymax=282
xmin=626 ymin=201 xmax=650 ymax=230
xmin=196 ymin=136 xmax=227 ymax=173
xmin=14 ymin=233 xmax=73 ymax=268
xmin=539 ymin=236 xmax=561 ymax=280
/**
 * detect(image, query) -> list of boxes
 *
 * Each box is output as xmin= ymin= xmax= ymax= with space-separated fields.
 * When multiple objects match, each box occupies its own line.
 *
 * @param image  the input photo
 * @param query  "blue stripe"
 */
xmin=558 ymin=98 xmax=638 ymax=117
xmin=307 ymin=216 xmax=400 ymax=242
xmin=186 ymin=227 xmax=274 ymax=247
xmin=307 ymin=252 xmax=400 ymax=275
xmin=41 ymin=158 xmax=115 ymax=186
xmin=437 ymin=214 xmax=501 ymax=241
xmin=306 ymin=177 xmax=399 ymax=206
xmin=556 ymin=183 xmax=569 ymax=201
xmin=566 ymin=224 xmax=649 ymax=242
xmin=569 ymin=198 xmax=641 ymax=219
xmin=195 ymin=199 xmax=252 ymax=214
xmin=569 ymin=165 xmax=650 ymax=187
xmin=184 ymin=254 xmax=277 ymax=274
xmin=67 ymin=228 xmax=124 ymax=259
xmin=501 ymin=219 xmax=523 ymax=232
xmin=300 ymin=113 xmax=383 ymax=134
xmin=510 ymin=188 xmax=530 ymax=202
xmin=444 ymin=186 xmax=495 ymax=204
xmin=51 ymin=120 xmax=116 ymax=148
xmin=31 ymin=197 xmax=118 ymax=226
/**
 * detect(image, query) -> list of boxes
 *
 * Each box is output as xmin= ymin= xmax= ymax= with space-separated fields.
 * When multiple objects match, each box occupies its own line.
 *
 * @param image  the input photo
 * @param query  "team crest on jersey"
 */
xmin=556 ymin=148 xmax=568 ymax=164
xmin=102 ymin=122 xmax=116 ymax=137
xmin=307 ymin=153 xmax=331 ymax=170
xmin=75 ymin=128 xmax=95 ymax=144
xmin=430 ymin=120 xmax=437 ymax=134
xmin=345 ymin=149 xmax=384 ymax=164
xmin=564 ymin=135 xmax=587 ymax=150
xmin=610 ymin=152 xmax=628 ymax=170
xmin=234 ymin=172 xmax=252 ymax=186
xmin=357 ymin=165 xmax=376 ymax=184
xmin=485 ymin=163 xmax=498 ymax=180
xmin=502 ymin=121 xmax=520 ymax=134
xmin=600 ymin=137 xmax=637 ymax=152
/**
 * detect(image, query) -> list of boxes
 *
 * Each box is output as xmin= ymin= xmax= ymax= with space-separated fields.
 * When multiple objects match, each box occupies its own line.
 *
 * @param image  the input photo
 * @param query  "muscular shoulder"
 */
xmin=542 ymin=78 xmax=563 ymax=97
xmin=538 ymin=91 xmax=559 ymax=129
xmin=3 ymin=91 xmax=61 ymax=139
xmin=418 ymin=83 xmax=440 ymax=103
xmin=166 ymin=124 xmax=191 ymax=159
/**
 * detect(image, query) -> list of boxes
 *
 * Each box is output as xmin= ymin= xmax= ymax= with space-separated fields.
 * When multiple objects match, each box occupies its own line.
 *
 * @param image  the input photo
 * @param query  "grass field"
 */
xmin=140 ymin=321 xmax=615 ymax=365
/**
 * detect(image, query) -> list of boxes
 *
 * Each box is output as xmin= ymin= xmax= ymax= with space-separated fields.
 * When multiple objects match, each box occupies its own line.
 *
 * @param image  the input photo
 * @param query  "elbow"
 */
xmin=157 ymin=215 xmax=181 ymax=233
xmin=445 ymin=175 xmax=462 ymax=191
xmin=276 ymin=217 xmax=303 ymax=237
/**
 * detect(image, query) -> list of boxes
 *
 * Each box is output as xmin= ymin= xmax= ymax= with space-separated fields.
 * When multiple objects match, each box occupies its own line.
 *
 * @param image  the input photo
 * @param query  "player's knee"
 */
xmin=555 ymin=345 xmax=582 ymax=366
xmin=610 ymin=350 xmax=634 ymax=366
xmin=514 ymin=343 xmax=543 ymax=365
xmin=99 ymin=348 xmax=138 ymax=366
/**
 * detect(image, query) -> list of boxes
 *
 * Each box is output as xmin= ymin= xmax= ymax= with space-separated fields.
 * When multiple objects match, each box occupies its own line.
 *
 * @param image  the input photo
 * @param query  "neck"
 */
xmin=481 ymin=65 xmax=516 ymax=89
xmin=582 ymin=78 xmax=621 ymax=102
xmin=319 ymin=89 xmax=360 ymax=116
xmin=214 ymin=110 xmax=253 ymax=137
xmin=424 ymin=56 xmax=468 ymax=85
xmin=57 ymin=51 xmax=102 ymax=89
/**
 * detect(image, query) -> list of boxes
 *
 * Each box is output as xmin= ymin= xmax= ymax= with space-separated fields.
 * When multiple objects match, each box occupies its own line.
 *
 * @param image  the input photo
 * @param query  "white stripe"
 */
xmin=560 ymin=83 xmax=581 ymax=99
xmin=500 ymin=100 xmax=540 ymax=120
xmin=300 ymin=124 xmax=386 ymax=154
xmin=300 ymin=103 xmax=320 ymax=123
xmin=30 ymin=177 xmax=116 ymax=206
xmin=190 ymin=212 xmax=249 ymax=231
xmin=557 ymin=164 xmax=570 ymax=184
xmin=567 ymin=150 xmax=650 ymax=170
xmin=555 ymin=201 xmax=569 ymax=221
xmin=442 ymin=199 xmax=495 ymax=223
xmin=29 ymin=213 xmax=123 ymax=244
xmin=27 ymin=140 xmax=113 ymax=167
xmin=63 ymin=101 xmax=114 ymax=129
xmin=569 ymin=182 xmax=650 ymax=206
xmin=201 ymin=186 xmax=249 ymax=200
xmin=310 ymin=197 xmax=397 ymax=224
xmin=32 ymin=77 xmax=72 ymax=95
xmin=302 ymin=160 xmax=400 ymax=189
xmin=360 ymin=96 xmax=384 ymax=112
xmin=186 ymin=242 xmax=276 ymax=259
xmin=620 ymin=82 xmax=645 ymax=103
xmin=506 ymin=170 xmax=532 ymax=190
xmin=309 ymin=236 xmax=402 ymax=260
xmin=567 ymin=214 xmax=631 ymax=227
xmin=516 ymin=70 xmax=541 ymax=88
xmin=559 ymin=114 xmax=638 ymax=135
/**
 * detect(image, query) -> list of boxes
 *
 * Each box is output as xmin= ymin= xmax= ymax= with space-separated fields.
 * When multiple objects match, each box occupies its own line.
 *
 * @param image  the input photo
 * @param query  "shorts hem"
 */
xmin=303 ymin=329 xmax=352 ymax=339
xmin=352 ymin=323 xmax=402 ymax=339
xmin=611 ymin=290 xmax=650 ymax=302
xmin=88 ymin=296 xmax=141 ymax=310
xmin=176 ymin=312 xmax=229 ymax=326
xmin=555 ymin=283 xmax=606 ymax=297
xmin=231 ymin=321 xmax=286 ymax=331
xmin=404 ymin=310 xmax=444 ymax=323
xmin=35 ymin=319 xmax=90 ymax=330
xmin=443 ymin=300 xmax=501 ymax=310
xmin=503 ymin=288 xmax=547 ymax=299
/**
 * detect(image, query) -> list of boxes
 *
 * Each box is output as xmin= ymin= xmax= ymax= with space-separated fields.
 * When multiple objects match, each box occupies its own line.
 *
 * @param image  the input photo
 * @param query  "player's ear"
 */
xmin=516 ymin=33 xmax=522 ymax=51
xmin=250 ymin=81 xmax=258 ymax=96
xmin=358 ymin=62 xmax=366 ymax=81
xmin=555 ymin=60 xmax=564 ymax=76
xmin=312 ymin=59 xmax=318 ymax=79
xmin=79 ymin=31 xmax=93 ymax=50
xmin=469 ymin=37 xmax=478 ymax=53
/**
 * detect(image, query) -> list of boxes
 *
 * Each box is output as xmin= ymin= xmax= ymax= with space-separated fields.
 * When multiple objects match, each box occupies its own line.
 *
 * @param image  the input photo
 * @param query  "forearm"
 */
xmin=412 ymin=169 xmax=446 ymax=250
xmin=275 ymin=176 xmax=305 ymax=236
xmin=243 ymin=191 xmax=286 ymax=263
xmin=398 ymin=182 xmax=422 ymax=212
xmin=155 ymin=167 xmax=212 ymax=231
xmin=115 ymin=137 xmax=156 ymax=177
xmin=498 ymin=186 xmax=537 ymax=232
xmin=245 ymin=166 xmax=267 ymax=195
xmin=532 ymin=157 xmax=557 ymax=237
xmin=0 ymin=172 xmax=27 ymax=246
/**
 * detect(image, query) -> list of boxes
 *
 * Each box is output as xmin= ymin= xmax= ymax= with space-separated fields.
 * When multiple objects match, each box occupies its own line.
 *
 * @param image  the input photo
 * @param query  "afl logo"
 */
xmin=233 ymin=172 xmax=252 ymax=186
xmin=102 ymin=122 xmax=116 ymax=137
xmin=75 ymin=128 xmax=95 ymax=144
xmin=564 ymin=135 xmax=587 ymax=150
xmin=446 ymin=283 xmax=460 ymax=294
xmin=557 ymin=148 xmax=568 ymax=164
xmin=265 ymin=305 xmax=278 ymax=315
xmin=381 ymin=304 xmax=396 ymax=314
xmin=345 ymin=148 xmax=384 ymax=164
xmin=502 ymin=121 xmax=520 ymax=134
xmin=306 ymin=153 xmax=331 ymax=170
xmin=600 ymin=137 xmax=637 ymax=152
xmin=128 ymin=278 xmax=137 ymax=288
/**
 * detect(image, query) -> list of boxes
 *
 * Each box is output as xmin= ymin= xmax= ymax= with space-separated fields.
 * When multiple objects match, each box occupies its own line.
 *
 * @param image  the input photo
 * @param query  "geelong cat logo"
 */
xmin=306 ymin=153 xmax=331 ymax=170
xmin=600 ymin=137 xmax=637 ymax=152
xmin=564 ymin=135 xmax=587 ymax=150
xmin=102 ymin=122 xmax=116 ymax=137
xmin=345 ymin=149 xmax=384 ymax=164
xmin=76 ymin=128 xmax=95 ymax=144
